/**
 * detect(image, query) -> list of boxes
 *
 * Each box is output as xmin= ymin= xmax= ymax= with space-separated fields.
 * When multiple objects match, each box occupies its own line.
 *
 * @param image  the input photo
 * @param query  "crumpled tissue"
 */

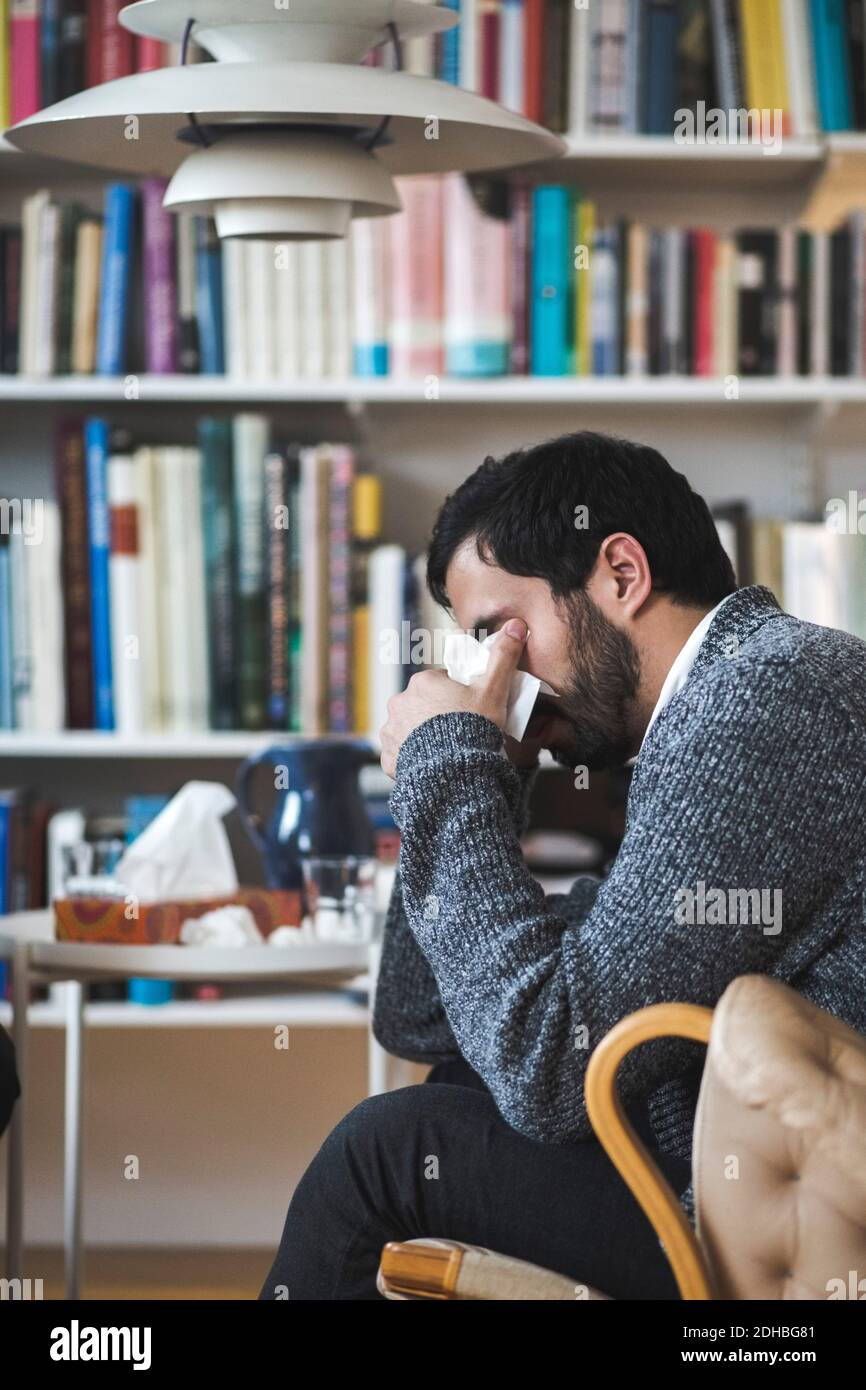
xmin=113 ymin=780 xmax=238 ymax=904
xmin=442 ymin=630 xmax=558 ymax=741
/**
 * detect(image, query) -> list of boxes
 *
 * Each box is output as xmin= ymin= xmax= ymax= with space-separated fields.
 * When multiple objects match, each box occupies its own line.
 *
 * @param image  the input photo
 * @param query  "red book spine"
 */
xmin=523 ymin=0 xmax=545 ymax=122
xmin=99 ymin=0 xmax=134 ymax=82
xmin=136 ymin=36 xmax=164 ymax=72
xmin=54 ymin=420 xmax=94 ymax=729
xmin=694 ymin=229 xmax=716 ymax=377
xmin=10 ymin=0 xmax=41 ymax=123
xmin=85 ymin=0 xmax=103 ymax=86
xmin=480 ymin=6 xmax=500 ymax=101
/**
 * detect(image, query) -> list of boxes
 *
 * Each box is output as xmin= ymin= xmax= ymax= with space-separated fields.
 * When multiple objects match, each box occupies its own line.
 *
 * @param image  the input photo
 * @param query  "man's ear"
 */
xmin=593 ymin=534 xmax=653 ymax=617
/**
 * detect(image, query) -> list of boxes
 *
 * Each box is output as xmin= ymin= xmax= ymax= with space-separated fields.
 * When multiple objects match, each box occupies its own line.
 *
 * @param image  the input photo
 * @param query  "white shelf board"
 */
xmin=0 ymin=374 xmax=864 ymax=405
xmin=0 ymin=731 xmax=374 ymax=757
xmin=0 ymin=989 xmax=369 ymax=1029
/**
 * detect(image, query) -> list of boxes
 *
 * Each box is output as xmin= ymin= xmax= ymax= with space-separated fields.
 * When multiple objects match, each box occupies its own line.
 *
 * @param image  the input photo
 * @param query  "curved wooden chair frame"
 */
xmin=379 ymin=1001 xmax=716 ymax=1300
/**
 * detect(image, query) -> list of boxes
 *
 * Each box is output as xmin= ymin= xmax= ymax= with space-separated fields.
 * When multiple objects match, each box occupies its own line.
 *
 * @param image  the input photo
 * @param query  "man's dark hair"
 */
xmin=427 ymin=431 xmax=737 ymax=611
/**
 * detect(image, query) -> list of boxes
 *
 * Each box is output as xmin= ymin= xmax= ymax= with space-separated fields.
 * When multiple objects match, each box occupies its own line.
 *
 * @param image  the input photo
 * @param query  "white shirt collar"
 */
xmin=625 ymin=592 xmax=737 ymax=768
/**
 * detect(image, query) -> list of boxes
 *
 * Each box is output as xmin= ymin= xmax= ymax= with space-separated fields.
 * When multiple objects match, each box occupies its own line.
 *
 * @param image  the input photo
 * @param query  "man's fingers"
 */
xmin=481 ymin=618 xmax=528 ymax=701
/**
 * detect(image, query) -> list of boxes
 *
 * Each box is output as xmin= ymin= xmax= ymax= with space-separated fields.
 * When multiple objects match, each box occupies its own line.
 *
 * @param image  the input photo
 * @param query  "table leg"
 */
xmin=5 ymin=939 xmax=29 ymax=1281
xmin=64 ymin=980 xmax=85 ymax=1300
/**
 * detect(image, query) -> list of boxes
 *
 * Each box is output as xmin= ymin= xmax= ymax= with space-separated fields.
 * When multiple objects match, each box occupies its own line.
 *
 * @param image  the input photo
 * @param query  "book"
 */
xmin=530 ymin=185 xmax=572 ymax=374
xmin=95 ymin=183 xmax=136 ymax=376
xmin=443 ymin=174 xmax=511 ymax=375
xmin=199 ymin=418 xmax=237 ymax=730
xmin=264 ymin=449 xmax=290 ymax=729
xmin=83 ymin=417 xmax=114 ymax=729
xmin=233 ymin=415 xmax=269 ymax=730
xmin=809 ymin=0 xmax=854 ymax=130
xmin=327 ymin=445 xmax=355 ymax=734
xmin=107 ymin=451 xmax=144 ymax=733
xmin=141 ymin=178 xmax=179 ymax=374
xmin=55 ymin=417 xmax=93 ymax=728
xmin=10 ymin=0 xmax=40 ymax=124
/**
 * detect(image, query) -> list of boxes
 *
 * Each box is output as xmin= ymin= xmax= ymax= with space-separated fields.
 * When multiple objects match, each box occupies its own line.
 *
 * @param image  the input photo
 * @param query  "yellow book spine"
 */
xmin=738 ymin=0 xmax=790 ymax=130
xmin=352 ymin=606 xmax=370 ymax=735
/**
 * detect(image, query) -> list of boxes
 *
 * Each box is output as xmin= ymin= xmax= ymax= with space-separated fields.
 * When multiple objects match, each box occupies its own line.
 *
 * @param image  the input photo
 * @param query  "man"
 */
xmin=259 ymin=431 xmax=866 ymax=1300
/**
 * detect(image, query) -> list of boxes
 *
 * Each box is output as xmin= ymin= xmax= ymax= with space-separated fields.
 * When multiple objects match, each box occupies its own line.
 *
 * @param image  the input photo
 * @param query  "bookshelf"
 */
xmin=6 ymin=374 xmax=866 ymax=405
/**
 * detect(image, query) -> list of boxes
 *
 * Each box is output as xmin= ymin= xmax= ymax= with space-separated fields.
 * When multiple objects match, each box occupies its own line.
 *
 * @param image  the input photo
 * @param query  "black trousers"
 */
xmin=258 ymin=1054 xmax=692 ymax=1300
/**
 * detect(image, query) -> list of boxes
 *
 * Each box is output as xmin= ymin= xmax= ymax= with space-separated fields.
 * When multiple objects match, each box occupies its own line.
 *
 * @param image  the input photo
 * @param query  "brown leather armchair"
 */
xmin=377 ymin=975 xmax=866 ymax=1300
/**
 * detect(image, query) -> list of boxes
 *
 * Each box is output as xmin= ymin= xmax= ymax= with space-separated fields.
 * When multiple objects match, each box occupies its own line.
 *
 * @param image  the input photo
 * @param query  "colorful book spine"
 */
xmin=195 ymin=218 xmax=225 ymax=375
xmin=351 ymin=219 xmax=389 ymax=376
xmin=233 ymin=414 xmax=268 ymax=730
xmin=509 ymin=179 xmax=531 ymax=374
xmin=809 ymin=0 xmax=854 ymax=130
xmin=1 ymin=228 xmax=22 ymax=374
xmin=438 ymin=0 xmax=461 ymax=84
xmin=84 ymin=417 xmax=114 ymax=729
xmin=389 ymin=176 xmax=444 ymax=377
xmin=98 ymin=0 xmax=134 ymax=81
xmin=10 ymin=0 xmax=40 ymax=124
xmin=443 ymin=173 xmax=511 ymax=375
xmin=738 ymin=0 xmax=791 ymax=132
xmin=285 ymin=448 xmax=302 ymax=732
xmin=264 ymin=450 xmax=290 ymax=729
xmin=141 ymin=178 xmax=179 ymax=374
xmin=55 ymin=418 xmax=93 ymax=728
xmin=641 ymin=0 xmax=677 ymax=133
xmin=328 ymin=445 xmax=355 ymax=734
xmin=95 ymin=183 xmax=136 ymax=375
xmin=530 ymin=185 xmax=571 ymax=374
xmin=199 ymin=418 xmax=237 ymax=729
xmin=108 ymin=451 xmax=144 ymax=733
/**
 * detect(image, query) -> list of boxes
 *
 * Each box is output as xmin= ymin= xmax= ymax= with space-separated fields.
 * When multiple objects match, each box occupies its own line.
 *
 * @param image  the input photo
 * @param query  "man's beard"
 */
xmin=542 ymin=590 xmax=641 ymax=772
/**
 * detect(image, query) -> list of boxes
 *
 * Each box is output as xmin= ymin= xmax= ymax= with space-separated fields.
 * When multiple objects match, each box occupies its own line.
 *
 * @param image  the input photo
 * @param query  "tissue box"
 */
xmin=54 ymin=888 xmax=303 ymax=945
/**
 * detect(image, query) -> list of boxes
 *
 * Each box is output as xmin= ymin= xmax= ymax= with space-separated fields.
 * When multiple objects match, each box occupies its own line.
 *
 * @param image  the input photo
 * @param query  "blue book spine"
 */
xmin=446 ymin=341 xmax=510 ymax=375
xmin=642 ymin=0 xmax=677 ymax=134
xmin=530 ymin=186 xmax=571 ymax=375
xmin=438 ymin=0 xmax=461 ymax=84
xmin=195 ymin=218 xmax=226 ymax=374
xmin=353 ymin=343 xmax=389 ymax=375
xmin=41 ymin=0 xmax=61 ymax=106
xmin=84 ymin=418 xmax=114 ymax=730
xmin=0 ymin=543 xmax=13 ymax=729
xmin=809 ymin=0 xmax=854 ymax=131
xmin=95 ymin=183 xmax=136 ymax=375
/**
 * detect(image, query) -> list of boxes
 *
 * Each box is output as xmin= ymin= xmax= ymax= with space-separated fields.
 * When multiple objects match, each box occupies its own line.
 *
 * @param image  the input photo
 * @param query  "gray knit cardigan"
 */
xmin=371 ymin=585 xmax=866 ymax=1222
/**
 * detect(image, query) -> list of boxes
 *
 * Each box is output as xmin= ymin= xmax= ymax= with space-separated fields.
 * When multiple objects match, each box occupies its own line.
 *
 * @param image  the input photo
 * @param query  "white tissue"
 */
xmin=113 ymin=780 xmax=239 ymax=904
xmin=442 ymin=630 xmax=558 ymax=742
xmin=179 ymin=905 xmax=263 ymax=947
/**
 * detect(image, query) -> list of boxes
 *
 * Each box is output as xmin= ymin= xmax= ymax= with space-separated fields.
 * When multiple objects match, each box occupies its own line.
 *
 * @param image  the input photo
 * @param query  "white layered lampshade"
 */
xmin=5 ymin=0 xmax=566 ymax=240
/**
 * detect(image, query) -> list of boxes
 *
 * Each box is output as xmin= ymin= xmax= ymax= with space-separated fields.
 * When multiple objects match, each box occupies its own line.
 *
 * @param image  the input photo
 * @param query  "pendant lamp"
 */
xmin=6 ymin=0 xmax=566 ymax=240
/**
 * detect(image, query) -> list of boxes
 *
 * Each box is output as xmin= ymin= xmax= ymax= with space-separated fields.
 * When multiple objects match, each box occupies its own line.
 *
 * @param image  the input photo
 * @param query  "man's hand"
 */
xmin=379 ymin=618 xmax=528 ymax=778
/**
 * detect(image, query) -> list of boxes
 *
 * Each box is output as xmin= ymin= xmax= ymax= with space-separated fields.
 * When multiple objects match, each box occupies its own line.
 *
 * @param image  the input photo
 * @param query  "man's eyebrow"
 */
xmin=466 ymin=610 xmax=509 ymax=636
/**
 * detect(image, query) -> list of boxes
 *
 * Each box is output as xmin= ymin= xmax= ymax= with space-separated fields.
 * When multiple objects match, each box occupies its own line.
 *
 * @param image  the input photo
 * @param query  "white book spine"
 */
xmin=499 ymin=0 xmax=525 ymax=112
xmin=27 ymin=498 xmax=65 ymax=731
xmin=132 ymin=447 xmax=163 ymax=730
xmin=222 ymin=239 xmax=248 ymax=379
xmin=19 ymin=191 xmax=48 ymax=376
xmin=350 ymin=219 xmax=389 ymax=371
xmin=274 ymin=241 xmax=301 ymax=378
xmin=9 ymin=530 xmax=32 ymax=729
xmin=248 ymin=242 xmax=277 ymax=379
xmin=459 ymin=0 xmax=479 ymax=91
xmin=108 ymin=454 xmax=145 ymax=734
xmin=182 ymin=447 xmax=210 ymax=730
xmin=782 ymin=0 xmax=819 ymax=138
xmin=368 ymin=543 xmax=407 ymax=737
xmin=324 ymin=237 xmax=352 ymax=378
xmin=298 ymin=243 xmax=326 ymax=376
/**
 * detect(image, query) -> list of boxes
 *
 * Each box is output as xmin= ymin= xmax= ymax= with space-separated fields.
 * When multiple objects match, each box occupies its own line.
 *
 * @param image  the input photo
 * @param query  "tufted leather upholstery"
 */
xmin=694 ymin=974 xmax=866 ymax=1300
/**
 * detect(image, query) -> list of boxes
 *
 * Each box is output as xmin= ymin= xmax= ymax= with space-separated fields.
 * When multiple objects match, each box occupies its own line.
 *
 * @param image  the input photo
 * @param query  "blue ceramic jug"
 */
xmin=235 ymin=740 xmax=377 ymax=889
